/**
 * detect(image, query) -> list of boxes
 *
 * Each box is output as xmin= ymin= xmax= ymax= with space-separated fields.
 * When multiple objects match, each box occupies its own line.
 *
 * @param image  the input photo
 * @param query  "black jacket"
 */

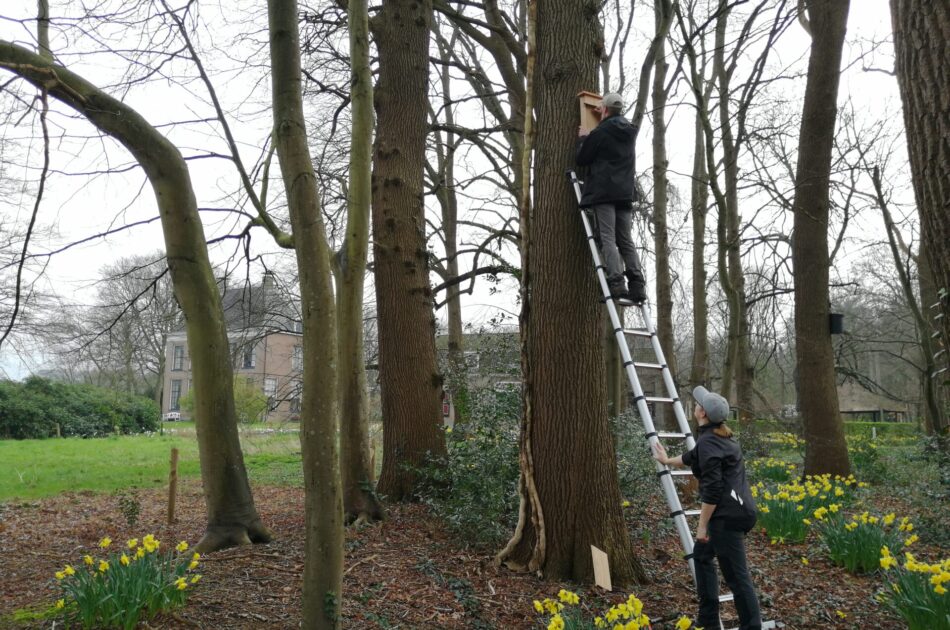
xmin=682 ymin=425 xmax=757 ymax=532
xmin=575 ymin=114 xmax=638 ymax=207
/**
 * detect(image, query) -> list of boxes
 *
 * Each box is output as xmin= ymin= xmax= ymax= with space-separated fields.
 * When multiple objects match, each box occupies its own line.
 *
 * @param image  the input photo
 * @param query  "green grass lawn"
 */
xmin=0 ymin=430 xmax=303 ymax=502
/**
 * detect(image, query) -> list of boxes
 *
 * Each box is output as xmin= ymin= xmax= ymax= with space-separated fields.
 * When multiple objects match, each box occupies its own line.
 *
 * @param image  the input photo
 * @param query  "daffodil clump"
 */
xmin=53 ymin=535 xmax=201 ymax=630
xmin=764 ymin=432 xmax=805 ymax=452
xmin=532 ymin=590 xmax=673 ymax=630
xmin=818 ymin=512 xmax=917 ymax=574
xmin=878 ymin=548 xmax=950 ymax=629
xmin=752 ymin=474 xmax=863 ymax=544
xmin=748 ymin=457 xmax=798 ymax=482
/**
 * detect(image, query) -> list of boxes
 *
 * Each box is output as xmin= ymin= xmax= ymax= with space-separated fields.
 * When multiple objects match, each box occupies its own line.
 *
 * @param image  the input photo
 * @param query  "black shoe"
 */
xmin=607 ymin=278 xmax=630 ymax=302
xmin=628 ymin=279 xmax=647 ymax=303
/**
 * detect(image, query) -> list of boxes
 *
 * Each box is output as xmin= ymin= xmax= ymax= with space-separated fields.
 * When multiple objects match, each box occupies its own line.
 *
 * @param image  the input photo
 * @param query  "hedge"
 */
xmin=0 ymin=377 xmax=159 ymax=439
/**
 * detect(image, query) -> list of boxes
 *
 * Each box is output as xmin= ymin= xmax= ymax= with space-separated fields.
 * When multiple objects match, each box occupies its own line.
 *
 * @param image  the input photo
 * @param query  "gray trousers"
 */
xmin=591 ymin=203 xmax=644 ymax=283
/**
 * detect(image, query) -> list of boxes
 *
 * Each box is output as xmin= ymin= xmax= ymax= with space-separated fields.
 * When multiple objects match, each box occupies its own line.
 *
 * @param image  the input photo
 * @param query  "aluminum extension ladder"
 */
xmin=567 ymin=170 xmax=775 ymax=630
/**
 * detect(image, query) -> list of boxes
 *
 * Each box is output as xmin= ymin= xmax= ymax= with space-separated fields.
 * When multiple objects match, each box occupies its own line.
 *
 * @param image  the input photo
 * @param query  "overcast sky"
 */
xmin=0 ymin=0 xmax=907 ymax=378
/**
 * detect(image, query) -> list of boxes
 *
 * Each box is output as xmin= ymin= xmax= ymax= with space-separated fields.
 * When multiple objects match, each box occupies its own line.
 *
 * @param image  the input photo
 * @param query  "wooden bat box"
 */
xmin=578 ymin=91 xmax=602 ymax=133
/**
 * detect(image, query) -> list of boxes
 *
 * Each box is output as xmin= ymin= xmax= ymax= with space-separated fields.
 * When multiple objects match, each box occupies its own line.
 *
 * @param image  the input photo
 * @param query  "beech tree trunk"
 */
xmin=370 ymin=0 xmax=447 ymax=500
xmin=690 ymin=109 xmax=710 ymax=391
xmin=0 ymin=41 xmax=273 ymax=551
xmin=496 ymin=0 xmax=645 ymax=584
xmin=791 ymin=0 xmax=851 ymax=476
xmin=652 ymin=6 xmax=677 ymax=431
xmin=337 ymin=0 xmax=384 ymax=524
xmin=890 ymin=0 xmax=950 ymax=426
xmin=267 ymin=2 xmax=343 ymax=627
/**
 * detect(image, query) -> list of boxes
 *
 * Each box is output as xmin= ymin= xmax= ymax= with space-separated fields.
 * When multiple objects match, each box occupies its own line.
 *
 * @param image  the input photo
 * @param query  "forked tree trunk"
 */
xmin=0 ymin=41 xmax=273 ymax=552
xmin=890 ymin=0 xmax=950 ymax=434
xmin=337 ymin=0 xmax=384 ymax=524
xmin=791 ymin=0 xmax=851 ymax=476
xmin=496 ymin=0 xmax=644 ymax=584
xmin=267 ymin=2 xmax=343 ymax=627
xmin=370 ymin=0 xmax=447 ymax=500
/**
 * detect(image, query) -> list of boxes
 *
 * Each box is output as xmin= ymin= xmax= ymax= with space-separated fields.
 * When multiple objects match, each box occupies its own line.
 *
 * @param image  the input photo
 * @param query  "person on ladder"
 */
xmin=576 ymin=92 xmax=647 ymax=303
xmin=651 ymin=387 xmax=762 ymax=630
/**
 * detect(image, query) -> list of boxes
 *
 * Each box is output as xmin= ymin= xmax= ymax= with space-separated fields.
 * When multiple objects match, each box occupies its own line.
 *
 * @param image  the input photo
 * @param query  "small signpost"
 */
xmin=167 ymin=447 xmax=179 ymax=525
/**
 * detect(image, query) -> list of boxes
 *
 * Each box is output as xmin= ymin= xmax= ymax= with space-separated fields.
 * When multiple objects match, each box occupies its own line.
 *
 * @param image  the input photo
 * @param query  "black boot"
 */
xmin=626 ymin=272 xmax=647 ymax=303
xmin=607 ymin=276 xmax=630 ymax=301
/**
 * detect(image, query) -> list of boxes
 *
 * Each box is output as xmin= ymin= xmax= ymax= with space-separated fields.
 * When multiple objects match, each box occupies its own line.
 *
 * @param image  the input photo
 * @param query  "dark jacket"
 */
xmin=682 ymin=425 xmax=757 ymax=532
xmin=575 ymin=114 xmax=637 ymax=207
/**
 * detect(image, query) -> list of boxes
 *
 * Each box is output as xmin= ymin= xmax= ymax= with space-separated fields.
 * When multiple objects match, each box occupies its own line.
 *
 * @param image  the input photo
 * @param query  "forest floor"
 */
xmin=0 ymin=478 xmax=930 ymax=629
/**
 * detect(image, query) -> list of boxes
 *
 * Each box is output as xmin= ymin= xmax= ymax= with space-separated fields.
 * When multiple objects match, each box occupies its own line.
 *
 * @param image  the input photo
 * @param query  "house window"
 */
xmin=242 ymin=345 xmax=256 ymax=369
xmin=172 ymin=345 xmax=185 ymax=371
xmin=290 ymin=380 xmax=301 ymax=413
xmin=464 ymin=350 xmax=480 ymax=371
xmin=170 ymin=379 xmax=182 ymax=411
xmin=292 ymin=345 xmax=303 ymax=372
xmin=264 ymin=377 xmax=278 ymax=411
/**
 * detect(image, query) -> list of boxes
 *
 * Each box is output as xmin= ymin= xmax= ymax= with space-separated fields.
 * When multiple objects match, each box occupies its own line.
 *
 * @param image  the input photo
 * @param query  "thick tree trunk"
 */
xmin=890 ymin=0 xmax=950 ymax=430
xmin=267 ymin=2 xmax=343 ymax=627
xmin=370 ymin=0 xmax=447 ymax=501
xmin=689 ymin=110 xmax=709 ymax=391
xmin=338 ymin=0 xmax=385 ymax=524
xmin=496 ymin=0 xmax=644 ymax=584
xmin=652 ymin=12 xmax=677 ymax=431
xmin=0 ymin=41 xmax=273 ymax=551
xmin=791 ymin=0 xmax=851 ymax=476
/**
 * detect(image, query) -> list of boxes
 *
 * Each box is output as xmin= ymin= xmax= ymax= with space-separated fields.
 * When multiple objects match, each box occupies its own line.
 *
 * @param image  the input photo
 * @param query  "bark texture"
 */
xmin=0 ymin=41 xmax=272 ymax=552
xmin=791 ymin=0 xmax=851 ymax=476
xmin=689 ymin=108 xmax=710 ymax=391
xmin=338 ymin=0 xmax=384 ymax=524
xmin=890 ymin=0 xmax=950 ymax=419
xmin=496 ymin=0 xmax=644 ymax=584
xmin=268 ymin=3 xmax=343 ymax=627
xmin=370 ymin=0 xmax=447 ymax=500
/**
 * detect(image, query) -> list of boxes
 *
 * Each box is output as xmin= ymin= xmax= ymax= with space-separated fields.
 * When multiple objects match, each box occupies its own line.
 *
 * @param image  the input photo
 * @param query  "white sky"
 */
xmin=0 ymin=0 xmax=907 ymax=378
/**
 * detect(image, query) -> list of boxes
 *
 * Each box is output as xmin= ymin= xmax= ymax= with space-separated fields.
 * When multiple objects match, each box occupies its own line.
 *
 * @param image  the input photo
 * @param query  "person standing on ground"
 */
xmin=576 ymin=92 xmax=647 ymax=303
xmin=652 ymin=386 xmax=762 ymax=630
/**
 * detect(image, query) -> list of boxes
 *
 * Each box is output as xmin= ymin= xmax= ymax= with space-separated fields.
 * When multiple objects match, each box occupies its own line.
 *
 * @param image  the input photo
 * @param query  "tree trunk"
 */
xmin=791 ymin=0 xmax=851 ymax=476
xmin=338 ymin=0 xmax=385 ymax=524
xmin=267 ymin=2 xmax=343 ymax=627
xmin=652 ymin=8 xmax=676 ymax=431
xmin=496 ymin=0 xmax=645 ymax=584
xmin=689 ymin=108 xmax=709 ymax=391
xmin=890 ymin=0 xmax=950 ymax=427
xmin=0 ymin=41 xmax=273 ymax=551
xmin=370 ymin=0 xmax=447 ymax=500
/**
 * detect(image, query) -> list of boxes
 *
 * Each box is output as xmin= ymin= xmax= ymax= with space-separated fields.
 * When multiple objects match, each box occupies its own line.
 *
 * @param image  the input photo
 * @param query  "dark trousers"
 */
xmin=694 ymin=523 xmax=762 ymax=630
xmin=591 ymin=203 xmax=643 ymax=283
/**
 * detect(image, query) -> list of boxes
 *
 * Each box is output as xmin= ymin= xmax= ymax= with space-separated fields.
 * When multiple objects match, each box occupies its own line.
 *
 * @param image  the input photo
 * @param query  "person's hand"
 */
xmin=696 ymin=526 xmax=708 ymax=543
xmin=578 ymin=126 xmax=590 ymax=138
xmin=651 ymin=442 xmax=668 ymax=465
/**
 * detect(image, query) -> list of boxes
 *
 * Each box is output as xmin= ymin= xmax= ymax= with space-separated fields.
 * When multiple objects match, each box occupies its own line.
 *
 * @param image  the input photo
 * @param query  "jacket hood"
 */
xmin=600 ymin=115 xmax=635 ymax=141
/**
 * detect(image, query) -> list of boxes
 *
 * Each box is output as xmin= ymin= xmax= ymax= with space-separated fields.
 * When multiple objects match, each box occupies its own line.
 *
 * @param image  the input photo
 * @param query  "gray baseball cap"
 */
xmin=602 ymin=92 xmax=624 ymax=109
xmin=692 ymin=386 xmax=729 ymax=424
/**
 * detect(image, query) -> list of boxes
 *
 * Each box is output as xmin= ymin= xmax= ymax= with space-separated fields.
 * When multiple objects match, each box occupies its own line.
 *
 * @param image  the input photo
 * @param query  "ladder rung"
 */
xmin=633 ymin=361 xmax=664 ymax=370
xmin=932 ymin=330 xmax=941 ymax=339
xmin=669 ymin=469 xmax=693 ymax=477
xmin=645 ymin=396 xmax=676 ymax=404
xmin=728 ymin=621 xmax=777 ymax=630
xmin=684 ymin=509 xmax=701 ymax=516
xmin=719 ymin=593 xmax=734 ymax=603
xmin=656 ymin=431 xmax=689 ymax=439
xmin=623 ymin=328 xmax=653 ymax=337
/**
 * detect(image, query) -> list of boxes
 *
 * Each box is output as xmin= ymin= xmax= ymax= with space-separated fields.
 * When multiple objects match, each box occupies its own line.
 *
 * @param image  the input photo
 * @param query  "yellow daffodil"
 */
xmin=557 ymin=589 xmax=579 ymax=605
xmin=622 ymin=500 xmax=631 ymax=508
xmin=836 ymin=610 xmax=846 ymax=618
xmin=904 ymin=534 xmax=919 ymax=547
xmin=98 ymin=560 xmax=109 ymax=573
xmin=191 ymin=574 xmax=202 ymax=584
xmin=120 ymin=554 xmax=130 ymax=566
xmin=63 ymin=565 xmax=75 ymax=576
xmin=801 ymin=557 xmax=809 ymax=566
xmin=55 ymin=599 xmax=65 ymax=610
xmin=675 ymin=616 xmax=693 ymax=629
xmin=546 ymin=613 xmax=565 ymax=630
xmin=533 ymin=600 xmax=544 ymax=614
xmin=176 ymin=541 xmax=189 ymax=553
xmin=99 ymin=537 xmax=112 ymax=549
xmin=83 ymin=555 xmax=94 ymax=566
xmin=127 ymin=538 xmax=138 ymax=549
xmin=54 ymin=570 xmax=65 ymax=580
xmin=175 ymin=577 xmax=188 ymax=591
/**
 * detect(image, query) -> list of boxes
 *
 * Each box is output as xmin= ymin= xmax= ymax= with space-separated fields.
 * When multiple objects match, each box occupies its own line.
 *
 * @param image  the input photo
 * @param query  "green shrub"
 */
xmin=847 ymin=435 xmax=888 ymax=484
xmin=754 ymin=474 xmax=861 ymax=543
xmin=0 ymin=377 xmax=158 ymax=439
xmin=53 ymin=534 xmax=201 ymax=630
xmin=842 ymin=421 xmax=919 ymax=439
xmin=748 ymin=457 xmax=799 ymax=483
xmin=416 ymin=388 xmax=520 ymax=547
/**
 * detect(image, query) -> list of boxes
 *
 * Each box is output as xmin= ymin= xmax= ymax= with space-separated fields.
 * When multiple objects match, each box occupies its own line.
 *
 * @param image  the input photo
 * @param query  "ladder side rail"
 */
xmin=639 ymin=303 xmax=696 ymax=451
